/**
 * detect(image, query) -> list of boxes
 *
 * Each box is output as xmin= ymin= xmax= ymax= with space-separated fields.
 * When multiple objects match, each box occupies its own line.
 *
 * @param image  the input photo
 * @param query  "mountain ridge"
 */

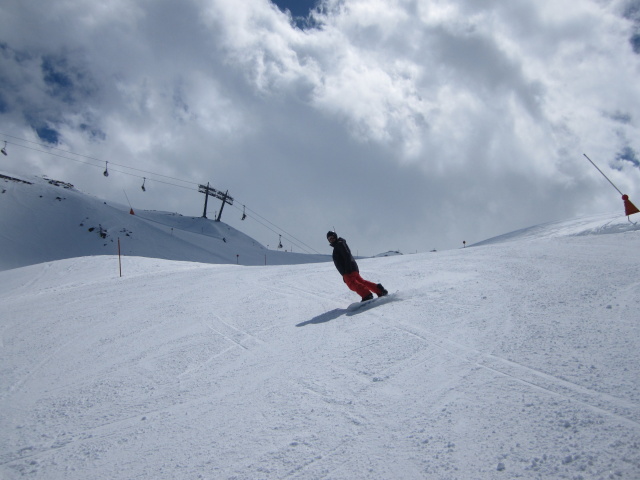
xmin=0 ymin=169 xmax=329 ymax=271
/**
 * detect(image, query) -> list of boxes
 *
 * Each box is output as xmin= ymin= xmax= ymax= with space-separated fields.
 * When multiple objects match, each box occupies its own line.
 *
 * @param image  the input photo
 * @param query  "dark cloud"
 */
xmin=614 ymin=145 xmax=640 ymax=169
xmin=0 ymin=42 xmax=104 ymax=145
xmin=623 ymin=0 xmax=640 ymax=52
xmin=34 ymin=126 xmax=60 ymax=144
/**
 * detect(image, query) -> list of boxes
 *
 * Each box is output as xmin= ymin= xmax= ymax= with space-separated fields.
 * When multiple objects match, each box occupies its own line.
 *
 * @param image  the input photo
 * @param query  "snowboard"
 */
xmin=347 ymin=291 xmax=397 ymax=312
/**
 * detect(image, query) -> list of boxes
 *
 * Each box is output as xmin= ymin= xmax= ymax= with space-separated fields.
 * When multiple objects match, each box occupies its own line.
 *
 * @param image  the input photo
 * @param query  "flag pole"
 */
xmin=583 ymin=153 xmax=623 ymax=195
xmin=118 ymin=237 xmax=122 ymax=277
xmin=583 ymin=153 xmax=640 ymax=220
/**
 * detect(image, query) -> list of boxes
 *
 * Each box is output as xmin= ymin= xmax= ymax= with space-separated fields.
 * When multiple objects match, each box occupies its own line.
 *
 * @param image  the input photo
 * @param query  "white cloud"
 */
xmin=1 ymin=0 xmax=640 ymax=255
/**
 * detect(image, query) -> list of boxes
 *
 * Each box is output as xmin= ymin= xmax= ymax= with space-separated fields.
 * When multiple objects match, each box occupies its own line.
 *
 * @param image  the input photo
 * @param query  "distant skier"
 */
xmin=327 ymin=231 xmax=388 ymax=302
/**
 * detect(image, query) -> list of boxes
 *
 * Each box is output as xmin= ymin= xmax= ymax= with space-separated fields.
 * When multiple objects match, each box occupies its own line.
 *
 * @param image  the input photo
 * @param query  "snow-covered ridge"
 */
xmin=0 ymin=170 xmax=329 ymax=271
xmin=473 ymin=211 xmax=640 ymax=246
xmin=373 ymin=250 xmax=403 ymax=257
xmin=4 ymin=169 xmax=639 ymax=274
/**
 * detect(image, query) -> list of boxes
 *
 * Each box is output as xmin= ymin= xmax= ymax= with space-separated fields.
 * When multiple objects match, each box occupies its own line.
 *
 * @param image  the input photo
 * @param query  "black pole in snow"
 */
xmin=202 ymin=182 xmax=210 ymax=218
xmin=216 ymin=190 xmax=229 ymax=222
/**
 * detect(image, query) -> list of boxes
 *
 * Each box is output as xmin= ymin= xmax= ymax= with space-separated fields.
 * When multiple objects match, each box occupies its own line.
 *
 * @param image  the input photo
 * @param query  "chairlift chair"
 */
xmin=141 ymin=177 xmax=146 ymax=192
xmin=1 ymin=141 xmax=7 ymax=156
xmin=103 ymin=161 xmax=109 ymax=177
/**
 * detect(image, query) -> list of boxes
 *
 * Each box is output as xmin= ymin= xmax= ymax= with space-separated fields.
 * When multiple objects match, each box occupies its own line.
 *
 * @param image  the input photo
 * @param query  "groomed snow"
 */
xmin=1 ymin=171 xmax=640 ymax=479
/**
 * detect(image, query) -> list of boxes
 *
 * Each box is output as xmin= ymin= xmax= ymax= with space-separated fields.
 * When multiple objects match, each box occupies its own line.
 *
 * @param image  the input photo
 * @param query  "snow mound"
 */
xmin=473 ymin=211 xmax=640 ymax=246
xmin=374 ymin=250 xmax=403 ymax=257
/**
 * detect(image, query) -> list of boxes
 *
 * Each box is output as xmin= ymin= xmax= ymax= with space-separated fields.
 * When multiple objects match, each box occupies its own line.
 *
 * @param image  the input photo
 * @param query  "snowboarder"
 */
xmin=327 ymin=231 xmax=388 ymax=302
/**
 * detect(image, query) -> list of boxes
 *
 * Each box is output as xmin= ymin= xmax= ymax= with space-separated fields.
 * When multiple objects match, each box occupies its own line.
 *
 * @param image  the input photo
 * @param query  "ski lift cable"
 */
xmin=238 ymin=213 xmax=316 ymax=254
xmin=0 ymin=134 xmax=196 ymax=186
xmin=240 ymin=204 xmax=305 ymax=242
xmin=104 ymin=165 xmax=196 ymax=191
xmin=2 ymin=140 xmax=198 ymax=191
xmin=224 ymin=203 xmax=318 ymax=254
xmin=244 ymin=204 xmax=321 ymax=254
xmin=227 ymin=202 xmax=321 ymax=254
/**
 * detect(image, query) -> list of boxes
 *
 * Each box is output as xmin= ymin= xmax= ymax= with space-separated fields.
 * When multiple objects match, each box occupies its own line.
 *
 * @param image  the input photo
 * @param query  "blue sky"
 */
xmin=1 ymin=0 xmax=640 ymax=255
xmin=271 ymin=0 xmax=319 ymax=19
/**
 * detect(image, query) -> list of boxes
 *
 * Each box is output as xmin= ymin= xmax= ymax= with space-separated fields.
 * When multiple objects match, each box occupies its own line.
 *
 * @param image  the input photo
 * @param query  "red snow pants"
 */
xmin=343 ymin=272 xmax=382 ymax=299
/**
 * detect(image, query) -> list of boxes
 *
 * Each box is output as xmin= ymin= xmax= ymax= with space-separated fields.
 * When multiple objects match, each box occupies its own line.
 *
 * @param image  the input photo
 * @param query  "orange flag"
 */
xmin=622 ymin=195 xmax=639 ymax=216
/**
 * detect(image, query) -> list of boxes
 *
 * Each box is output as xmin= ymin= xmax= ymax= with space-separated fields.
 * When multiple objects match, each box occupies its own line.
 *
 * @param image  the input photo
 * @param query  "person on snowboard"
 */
xmin=327 ymin=231 xmax=388 ymax=302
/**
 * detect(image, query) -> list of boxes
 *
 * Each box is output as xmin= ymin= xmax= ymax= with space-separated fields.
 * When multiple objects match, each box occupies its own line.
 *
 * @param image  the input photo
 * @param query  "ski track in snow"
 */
xmin=1 ymin=204 xmax=640 ymax=478
xmin=392 ymin=319 xmax=640 ymax=427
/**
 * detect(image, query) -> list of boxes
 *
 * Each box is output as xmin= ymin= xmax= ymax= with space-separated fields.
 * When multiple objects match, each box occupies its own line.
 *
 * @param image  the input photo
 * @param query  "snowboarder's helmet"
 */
xmin=327 ymin=231 xmax=337 ymax=239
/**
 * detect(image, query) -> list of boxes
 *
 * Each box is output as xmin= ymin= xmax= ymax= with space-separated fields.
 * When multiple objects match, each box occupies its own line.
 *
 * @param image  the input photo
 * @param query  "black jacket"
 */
xmin=330 ymin=237 xmax=359 ymax=276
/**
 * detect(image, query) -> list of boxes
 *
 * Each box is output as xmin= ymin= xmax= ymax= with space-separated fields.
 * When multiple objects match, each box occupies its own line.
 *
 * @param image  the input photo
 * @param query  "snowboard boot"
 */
xmin=361 ymin=293 xmax=374 ymax=302
xmin=376 ymin=284 xmax=388 ymax=297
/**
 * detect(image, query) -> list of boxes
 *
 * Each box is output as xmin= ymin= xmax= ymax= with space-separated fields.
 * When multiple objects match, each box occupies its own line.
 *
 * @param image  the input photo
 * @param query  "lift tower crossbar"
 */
xmin=199 ymin=183 xmax=234 ymax=221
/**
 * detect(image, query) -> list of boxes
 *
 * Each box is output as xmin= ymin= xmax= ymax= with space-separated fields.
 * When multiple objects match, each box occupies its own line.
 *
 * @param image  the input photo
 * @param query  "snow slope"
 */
xmin=472 ymin=211 xmax=640 ymax=246
xmin=2 ymin=211 xmax=640 ymax=479
xmin=0 ymin=170 xmax=328 ymax=271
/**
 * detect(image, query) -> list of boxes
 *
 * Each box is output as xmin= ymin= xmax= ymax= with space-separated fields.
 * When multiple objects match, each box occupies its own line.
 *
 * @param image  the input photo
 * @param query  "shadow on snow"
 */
xmin=296 ymin=294 xmax=401 ymax=327
xmin=296 ymin=308 xmax=347 ymax=327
